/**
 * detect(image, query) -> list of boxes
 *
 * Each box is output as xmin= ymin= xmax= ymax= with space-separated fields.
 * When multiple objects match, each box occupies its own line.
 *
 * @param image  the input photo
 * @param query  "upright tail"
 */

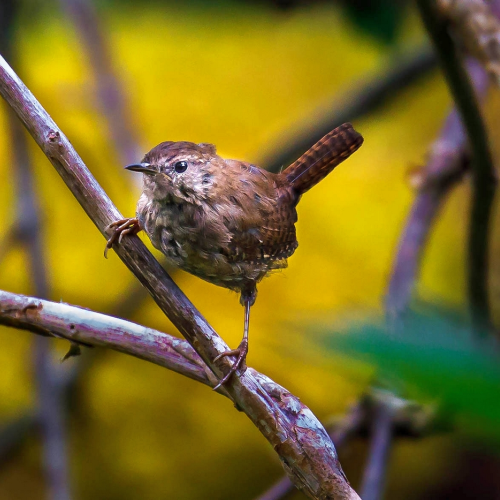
xmin=282 ymin=123 xmax=363 ymax=195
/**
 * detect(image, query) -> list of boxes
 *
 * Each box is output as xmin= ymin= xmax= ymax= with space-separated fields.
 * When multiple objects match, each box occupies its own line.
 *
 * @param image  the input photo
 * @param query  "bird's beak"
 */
xmin=124 ymin=162 xmax=157 ymax=175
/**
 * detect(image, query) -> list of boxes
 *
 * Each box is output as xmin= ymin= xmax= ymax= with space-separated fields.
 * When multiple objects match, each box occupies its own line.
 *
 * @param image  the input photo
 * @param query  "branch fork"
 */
xmin=0 ymin=54 xmax=360 ymax=500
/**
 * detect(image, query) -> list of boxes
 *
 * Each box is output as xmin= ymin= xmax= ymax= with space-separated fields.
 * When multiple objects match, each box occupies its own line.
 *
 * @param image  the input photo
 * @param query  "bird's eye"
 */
xmin=174 ymin=161 xmax=188 ymax=173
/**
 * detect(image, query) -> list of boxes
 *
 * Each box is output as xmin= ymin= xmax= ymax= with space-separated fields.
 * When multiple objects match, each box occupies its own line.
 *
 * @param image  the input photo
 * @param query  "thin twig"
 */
xmin=264 ymin=46 xmax=437 ymax=172
xmin=359 ymin=401 xmax=395 ymax=500
xmin=0 ymin=55 xmax=359 ymax=500
xmin=8 ymin=109 xmax=72 ymax=500
xmin=417 ymin=0 xmax=497 ymax=337
xmin=6 ymin=109 xmax=73 ymax=500
xmin=58 ymin=0 xmax=141 ymax=165
xmin=2 ymin=4 xmax=72 ymax=497
xmin=385 ymin=58 xmax=489 ymax=328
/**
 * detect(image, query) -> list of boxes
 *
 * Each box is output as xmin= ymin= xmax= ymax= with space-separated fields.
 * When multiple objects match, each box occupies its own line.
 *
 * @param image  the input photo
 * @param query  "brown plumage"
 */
xmin=284 ymin=122 xmax=363 ymax=194
xmin=106 ymin=122 xmax=363 ymax=388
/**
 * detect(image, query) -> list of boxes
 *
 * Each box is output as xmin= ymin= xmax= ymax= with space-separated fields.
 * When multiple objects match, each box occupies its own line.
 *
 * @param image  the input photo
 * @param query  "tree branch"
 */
xmin=416 ymin=0 xmax=497 ymax=337
xmin=58 ymin=0 xmax=141 ymax=165
xmin=438 ymin=0 xmax=500 ymax=86
xmin=359 ymin=400 xmax=395 ymax=500
xmin=2 ymin=3 xmax=72 ymax=496
xmin=0 ymin=289 xmax=223 ymax=390
xmin=263 ymin=45 xmax=437 ymax=172
xmin=0 ymin=277 xmax=152 ymax=463
xmin=0 ymin=55 xmax=359 ymax=499
xmin=385 ymin=58 xmax=489 ymax=328
xmin=255 ymin=401 xmax=367 ymax=500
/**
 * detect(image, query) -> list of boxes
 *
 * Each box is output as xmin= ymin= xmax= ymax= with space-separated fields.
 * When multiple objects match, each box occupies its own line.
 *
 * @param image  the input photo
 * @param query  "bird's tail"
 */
xmin=282 ymin=123 xmax=363 ymax=195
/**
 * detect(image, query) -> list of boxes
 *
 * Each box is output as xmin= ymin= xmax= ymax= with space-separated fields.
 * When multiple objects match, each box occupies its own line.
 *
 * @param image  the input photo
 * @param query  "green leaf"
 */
xmin=320 ymin=311 xmax=500 ymax=444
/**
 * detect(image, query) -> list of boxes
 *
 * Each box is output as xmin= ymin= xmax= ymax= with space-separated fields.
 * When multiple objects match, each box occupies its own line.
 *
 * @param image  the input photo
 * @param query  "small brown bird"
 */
xmin=106 ymin=123 xmax=363 ymax=388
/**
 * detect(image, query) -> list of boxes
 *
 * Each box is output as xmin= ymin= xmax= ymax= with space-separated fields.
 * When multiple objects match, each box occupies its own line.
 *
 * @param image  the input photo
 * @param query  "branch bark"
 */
xmin=2 ymin=3 xmax=72 ymax=496
xmin=0 ymin=289 xmax=222 ymax=390
xmin=438 ymin=0 xmax=500 ymax=86
xmin=359 ymin=402 xmax=395 ymax=500
xmin=255 ymin=402 xmax=367 ymax=500
xmin=385 ymin=58 xmax=489 ymax=328
xmin=0 ymin=55 xmax=360 ymax=499
xmin=416 ymin=0 xmax=497 ymax=337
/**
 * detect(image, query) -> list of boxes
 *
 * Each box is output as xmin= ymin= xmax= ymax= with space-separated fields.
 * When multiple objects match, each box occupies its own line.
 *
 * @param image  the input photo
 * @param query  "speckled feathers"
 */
xmin=134 ymin=123 xmax=363 ymax=294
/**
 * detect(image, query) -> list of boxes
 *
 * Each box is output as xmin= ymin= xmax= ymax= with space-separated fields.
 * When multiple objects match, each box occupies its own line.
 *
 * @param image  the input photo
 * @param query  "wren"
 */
xmin=105 ymin=122 xmax=363 ymax=388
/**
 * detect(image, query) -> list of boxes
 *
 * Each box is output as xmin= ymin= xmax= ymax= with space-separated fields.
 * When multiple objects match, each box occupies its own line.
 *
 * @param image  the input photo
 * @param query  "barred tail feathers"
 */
xmin=283 ymin=123 xmax=363 ymax=195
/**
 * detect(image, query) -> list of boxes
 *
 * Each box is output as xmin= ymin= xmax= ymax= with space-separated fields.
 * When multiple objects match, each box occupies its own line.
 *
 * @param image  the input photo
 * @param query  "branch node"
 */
xmin=47 ymin=130 xmax=60 ymax=142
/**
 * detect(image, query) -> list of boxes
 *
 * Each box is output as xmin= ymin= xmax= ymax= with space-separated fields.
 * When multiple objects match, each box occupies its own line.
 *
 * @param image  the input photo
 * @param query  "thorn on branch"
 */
xmin=61 ymin=342 xmax=82 ymax=362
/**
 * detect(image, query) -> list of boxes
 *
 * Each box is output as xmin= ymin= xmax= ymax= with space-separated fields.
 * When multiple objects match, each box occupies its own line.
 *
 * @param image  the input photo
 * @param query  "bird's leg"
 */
xmin=104 ymin=217 xmax=142 ymax=258
xmin=213 ymin=287 xmax=256 ymax=390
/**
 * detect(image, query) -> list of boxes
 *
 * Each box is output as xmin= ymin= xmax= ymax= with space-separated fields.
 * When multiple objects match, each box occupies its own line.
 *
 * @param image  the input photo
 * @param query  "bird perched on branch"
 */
xmin=105 ymin=122 xmax=363 ymax=388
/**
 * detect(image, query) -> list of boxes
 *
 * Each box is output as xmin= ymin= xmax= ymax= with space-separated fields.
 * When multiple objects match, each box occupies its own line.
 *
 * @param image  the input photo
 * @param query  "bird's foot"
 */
xmin=213 ymin=338 xmax=248 ymax=390
xmin=104 ymin=217 xmax=141 ymax=258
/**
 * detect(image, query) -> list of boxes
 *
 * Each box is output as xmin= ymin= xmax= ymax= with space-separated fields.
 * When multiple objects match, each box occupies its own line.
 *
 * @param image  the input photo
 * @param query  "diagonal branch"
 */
xmin=416 ymin=0 xmax=497 ymax=337
xmin=385 ymin=58 xmax=489 ymax=328
xmin=264 ymin=45 xmax=437 ymax=173
xmin=58 ymin=0 xmax=141 ymax=165
xmin=255 ymin=401 xmax=367 ymax=500
xmin=0 ymin=54 xmax=360 ymax=499
xmin=2 ymin=3 xmax=72 ymax=496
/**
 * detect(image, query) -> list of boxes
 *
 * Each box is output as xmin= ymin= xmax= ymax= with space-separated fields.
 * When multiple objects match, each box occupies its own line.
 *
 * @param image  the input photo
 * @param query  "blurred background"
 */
xmin=1 ymin=0 xmax=500 ymax=498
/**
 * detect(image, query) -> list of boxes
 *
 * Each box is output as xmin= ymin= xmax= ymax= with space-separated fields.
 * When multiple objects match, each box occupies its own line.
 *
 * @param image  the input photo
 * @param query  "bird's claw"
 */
xmin=213 ymin=339 xmax=248 ymax=390
xmin=104 ymin=217 xmax=141 ymax=258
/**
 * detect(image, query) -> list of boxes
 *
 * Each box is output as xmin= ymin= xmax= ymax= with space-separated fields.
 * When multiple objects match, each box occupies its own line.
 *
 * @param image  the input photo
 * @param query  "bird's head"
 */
xmin=126 ymin=141 xmax=220 ymax=204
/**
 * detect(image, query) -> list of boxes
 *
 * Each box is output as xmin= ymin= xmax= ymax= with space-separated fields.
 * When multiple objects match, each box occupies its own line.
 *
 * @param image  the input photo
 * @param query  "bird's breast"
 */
xmin=136 ymin=190 xmax=296 ymax=291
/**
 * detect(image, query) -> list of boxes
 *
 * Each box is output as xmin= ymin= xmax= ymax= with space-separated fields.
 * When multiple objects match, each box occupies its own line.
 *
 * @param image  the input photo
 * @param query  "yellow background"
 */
xmin=1 ymin=2 xmax=499 ymax=498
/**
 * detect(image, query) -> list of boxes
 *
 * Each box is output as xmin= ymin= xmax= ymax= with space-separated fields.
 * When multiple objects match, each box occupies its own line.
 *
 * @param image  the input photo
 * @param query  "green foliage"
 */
xmin=322 ymin=311 xmax=500 ymax=444
xmin=340 ymin=0 xmax=409 ymax=45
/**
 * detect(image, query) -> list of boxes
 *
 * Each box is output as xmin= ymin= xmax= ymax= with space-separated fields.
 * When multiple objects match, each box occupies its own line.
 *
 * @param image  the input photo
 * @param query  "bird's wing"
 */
xmin=222 ymin=176 xmax=298 ymax=264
